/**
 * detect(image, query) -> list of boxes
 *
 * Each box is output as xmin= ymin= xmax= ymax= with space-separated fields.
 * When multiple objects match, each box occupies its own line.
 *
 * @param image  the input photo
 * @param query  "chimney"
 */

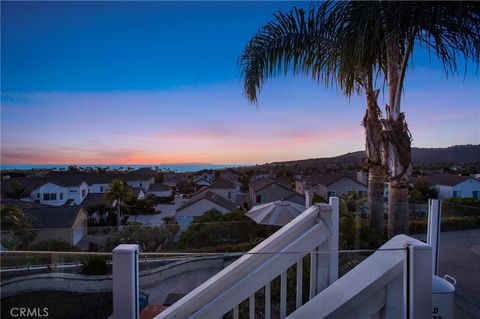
xmin=305 ymin=189 xmax=314 ymax=208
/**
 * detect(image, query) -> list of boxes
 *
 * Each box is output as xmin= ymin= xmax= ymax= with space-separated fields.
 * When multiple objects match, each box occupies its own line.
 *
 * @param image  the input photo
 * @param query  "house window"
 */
xmin=326 ymin=191 xmax=336 ymax=198
xmin=37 ymin=193 xmax=40 ymax=199
xmin=82 ymin=189 xmax=86 ymax=197
xmin=228 ymin=191 xmax=232 ymax=200
xmin=43 ymin=193 xmax=57 ymax=201
xmin=100 ymin=186 xmax=104 ymax=192
xmin=59 ymin=193 xmax=63 ymax=200
xmin=140 ymin=183 xmax=143 ymax=187
xmin=452 ymin=190 xmax=461 ymax=198
xmin=472 ymin=191 xmax=479 ymax=199
xmin=255 ymin=194 xmax=267 ymax=204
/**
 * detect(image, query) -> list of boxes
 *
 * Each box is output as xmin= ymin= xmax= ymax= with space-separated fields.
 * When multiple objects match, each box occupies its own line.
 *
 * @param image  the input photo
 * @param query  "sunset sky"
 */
xmin=1 ymin=1 xmax=479 ymax=165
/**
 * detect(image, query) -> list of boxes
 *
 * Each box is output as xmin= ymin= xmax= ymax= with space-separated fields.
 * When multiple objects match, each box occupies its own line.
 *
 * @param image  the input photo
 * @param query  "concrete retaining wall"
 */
xmin=1 ymin=256 xmax=226 ymax=298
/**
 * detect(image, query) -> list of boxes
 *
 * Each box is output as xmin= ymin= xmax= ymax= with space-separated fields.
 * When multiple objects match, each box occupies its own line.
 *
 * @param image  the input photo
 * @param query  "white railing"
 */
xmin=288 ymin=235 xmax=432 ymax=319
xmin=155 ymin=198 xmax=340 ymax=319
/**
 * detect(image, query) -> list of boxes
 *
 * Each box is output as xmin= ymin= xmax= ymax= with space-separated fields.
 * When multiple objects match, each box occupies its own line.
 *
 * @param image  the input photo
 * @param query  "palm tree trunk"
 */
xmin=382 ymin=111 xmax=412 ymax=238
xmin=363 ymin=89 xmax=385 ymax=236
xmin=388 ymin=181 xmax=409 ymax=236
xmin=116 ymin=200 xmax=121 ymax=229
xmin=368 ymin=166 xmax=385 ymax=235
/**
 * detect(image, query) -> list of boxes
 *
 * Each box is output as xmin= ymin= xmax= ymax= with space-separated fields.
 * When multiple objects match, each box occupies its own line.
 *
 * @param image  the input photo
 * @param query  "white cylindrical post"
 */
xmin=404 ymin=241 xmax=432 ymax=319
xmin=305 ymin=190 xmax=314 ymax=208
xmin=427 ymin=199 xmax=441 ymax=275
xmin=113 ymin=244 xmax=139 ymax=319
xmin=328 ymin=197 xmax=339 ymax=285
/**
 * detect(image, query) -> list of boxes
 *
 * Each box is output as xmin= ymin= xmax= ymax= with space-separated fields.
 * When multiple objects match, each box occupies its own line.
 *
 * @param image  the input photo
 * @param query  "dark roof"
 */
xmin=299 ymin=174 xmax=366 ymax=187
xmin=148 ymin=183 xmax=171 ymax=192
xmin=81 ymin=193 xmax=106 ymax=207
xmin=249 ymin=178 xmax=290 ymax=193
xmin=46 ymin=171 xmax=153 ymax=184
xmin=194 ymin=169 xmax=215 ymax=176
xmin=420 ymin=174 xmax=473 ymax=187
xmin=282 ymin=192 xmax=305 ymax=201
xmin=131 ymin=187 xmax=144 ymax=198
xmin=178 ymin=190 xmax=236 ymax=212
xmin=221 ymin=168 xmax=243 ymax=176
xmin=131 ymin=167 xmax=157 ymax=176
xmin=1 ymin=198 xmax=50 ymax=209
xmin=22 ymin=206 xmax=85 ymax=229
xmin=2 ymin=177 xmax=50 ymax=194
xmin=208 ymin=180 xmax=237 ymax=189
xmin=253 ymin=170 xmax=269 ymax=175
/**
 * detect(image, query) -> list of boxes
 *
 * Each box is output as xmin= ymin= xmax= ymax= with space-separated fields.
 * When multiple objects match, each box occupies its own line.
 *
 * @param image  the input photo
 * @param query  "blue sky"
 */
xmin=1 ymin=1 xmax=479 ymax=165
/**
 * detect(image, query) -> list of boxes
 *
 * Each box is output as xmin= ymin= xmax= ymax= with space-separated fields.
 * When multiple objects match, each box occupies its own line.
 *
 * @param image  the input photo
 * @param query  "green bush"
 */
xmin=409 ymin=215 xmax=480 ymax=234
xmin=178 ymin=209 xmax=277 ymax=250
xmin=81 ymin=256 xmax=110 ymax=275
xmin=30 ymin=239 xmax=81 ymax=252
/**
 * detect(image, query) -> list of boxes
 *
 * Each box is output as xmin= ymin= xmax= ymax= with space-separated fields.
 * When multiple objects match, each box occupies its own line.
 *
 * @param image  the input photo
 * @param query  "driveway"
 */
xmin=130 ymin=204 xmax=179 ymax=226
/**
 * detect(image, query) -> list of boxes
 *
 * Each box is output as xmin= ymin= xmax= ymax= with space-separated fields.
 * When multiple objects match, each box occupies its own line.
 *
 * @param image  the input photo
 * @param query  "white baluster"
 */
xmin=296 ymin=259 xmax=303 ymax=308
xmin=249 ymin=294 xmax=255 ymax=319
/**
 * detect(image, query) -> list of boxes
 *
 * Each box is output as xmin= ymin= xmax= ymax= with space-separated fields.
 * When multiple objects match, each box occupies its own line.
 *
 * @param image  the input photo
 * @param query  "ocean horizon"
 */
xmin=0 ymin=163 xmax=251 ymax=173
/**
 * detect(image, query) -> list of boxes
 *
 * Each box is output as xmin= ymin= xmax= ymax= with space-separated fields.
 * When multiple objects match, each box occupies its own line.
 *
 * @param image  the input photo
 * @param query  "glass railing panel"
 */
xmin=1 ymin=251 xmax=113 ymax=319
xmin=438 ymin=199 xmax=480 ymax=318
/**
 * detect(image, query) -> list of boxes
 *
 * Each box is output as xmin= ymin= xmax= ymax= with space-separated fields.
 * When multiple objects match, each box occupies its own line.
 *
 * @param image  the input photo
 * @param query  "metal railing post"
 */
xmin=113 ymin=244 xmax=139 ymax=319
xmin=427 ymin=199 xmax=441 ymax=275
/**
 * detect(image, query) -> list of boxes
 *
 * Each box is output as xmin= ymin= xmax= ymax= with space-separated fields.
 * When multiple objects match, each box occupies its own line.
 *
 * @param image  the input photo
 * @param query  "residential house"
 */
xmin=30 ymin=178 xmax=89 ymax=206
xmin=249 ymin=178 xmax=302 ymax=206
xmin=250 ymin=170 xmax=270 ymax=182
xmin=163 ymin=173 xmax=187 ymax=189
xmin=193 ymin=170 xmax=215 ymax=185
xmin=207 ymin=180 xmax=238 ymax=203
xmin=131 ymin=187 xmax=146 ymax=200
xmin=147 ymin=183 xmax=172 ymax=198
xmin=176 ymin=190 xmax=236 ymax=228
xmin=220 ymin=169 xmax=244 ymax=183
xmin=295 ymin=174 xmax=367 ymax=199
xmin=420 ymin=174 xmax=480 ymax=199
xmin=22 ymin=206 xmax=87 ymax=245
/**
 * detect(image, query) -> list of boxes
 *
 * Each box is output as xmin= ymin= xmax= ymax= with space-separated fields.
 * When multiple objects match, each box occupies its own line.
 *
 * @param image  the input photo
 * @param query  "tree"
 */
xmin=1 ymin=204 xmax=30 ymax=229
xmin=241 ymin=2 xmax=480 ymax=238
xmin=4 ymin=180 xmax=28 ymax=199
xmin=240 ymin=4 xmax=387 ymax=235
xmin=355 ymin=2 xmax=479 ymax=237
xmin=104 ymin=179 xmax=132 ymax=228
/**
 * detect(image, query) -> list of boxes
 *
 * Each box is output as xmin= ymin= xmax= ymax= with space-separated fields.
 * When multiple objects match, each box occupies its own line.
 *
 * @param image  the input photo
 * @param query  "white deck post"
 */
xmin=404 ymin=241 xmax=432 ymax=319
xmin=113 ymin=244 xmax=139 ymax=319
xmin=314 ymin=197 xmax=340 ymax=293
xmin=427 ymin=199 xmax=441 ymax=275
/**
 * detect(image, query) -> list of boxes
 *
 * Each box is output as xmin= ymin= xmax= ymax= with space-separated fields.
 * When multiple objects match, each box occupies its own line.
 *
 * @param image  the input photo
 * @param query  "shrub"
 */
xmin=30 ymin=239 xmax=81 ymax=252
xmin=81 ymin=256 xmax=110 ymax=275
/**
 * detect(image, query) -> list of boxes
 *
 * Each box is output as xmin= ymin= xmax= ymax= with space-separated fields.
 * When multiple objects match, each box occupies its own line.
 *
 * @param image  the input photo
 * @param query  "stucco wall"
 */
xmin=327 ymin=177 xmax=367 ymax=196
xmin=210 ymin=188 xmax=236 ymax=203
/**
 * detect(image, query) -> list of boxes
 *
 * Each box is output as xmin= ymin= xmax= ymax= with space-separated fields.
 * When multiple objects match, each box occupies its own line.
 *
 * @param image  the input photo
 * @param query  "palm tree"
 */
xmin=1 ymin=204 xmax=30 ymax=229
xmin=4 ymin=180 xmax=28 ymax=199
xmin=347 ymin=1 xmax=480 ymax=237
xmin=241 ymin=1 xmax=480 ymax=238
xmin=240 ymin=4 xmax=387 ymax=235
xmin=104 ymin=179 xmax=132 ymax=228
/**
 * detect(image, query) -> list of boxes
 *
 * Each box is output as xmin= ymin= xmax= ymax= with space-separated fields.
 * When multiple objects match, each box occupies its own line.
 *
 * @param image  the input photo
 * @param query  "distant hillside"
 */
xmin=269 ymin=145 xmax=480 ymax=169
